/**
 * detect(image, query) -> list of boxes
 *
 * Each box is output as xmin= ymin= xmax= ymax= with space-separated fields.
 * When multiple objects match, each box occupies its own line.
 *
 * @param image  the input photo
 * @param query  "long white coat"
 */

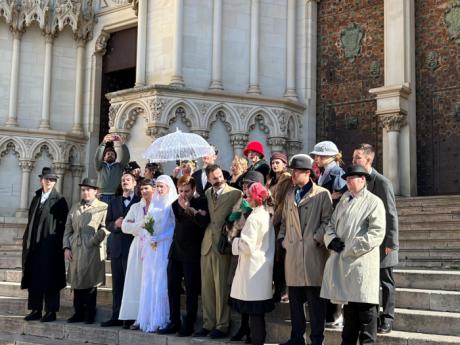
xmin=230 ymin=205 xmax=274 ymax=301
xmin=320 ymin=188 xmax=386 ymax=305
xmin=118 ymin=199 xmax=150 ymax=320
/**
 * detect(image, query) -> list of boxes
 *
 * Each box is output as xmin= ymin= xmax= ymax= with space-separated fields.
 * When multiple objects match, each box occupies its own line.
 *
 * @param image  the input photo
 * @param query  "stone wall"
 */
xmin=316 ymin=0 xmax=384 ymax=167
xmin=415 ymin=0 xmax=460 ymax=195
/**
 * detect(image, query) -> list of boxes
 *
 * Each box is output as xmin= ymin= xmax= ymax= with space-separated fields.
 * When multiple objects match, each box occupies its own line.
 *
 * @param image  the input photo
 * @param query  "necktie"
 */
xmin=212 ymin=190 xmax=218 ymax=203
xmin=348 ymin=195 xmax=354 ymax=202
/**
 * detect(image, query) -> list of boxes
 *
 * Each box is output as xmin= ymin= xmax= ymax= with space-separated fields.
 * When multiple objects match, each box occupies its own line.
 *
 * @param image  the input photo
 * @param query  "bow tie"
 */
xmin=122 ymin=196 xmax=131 ymax=202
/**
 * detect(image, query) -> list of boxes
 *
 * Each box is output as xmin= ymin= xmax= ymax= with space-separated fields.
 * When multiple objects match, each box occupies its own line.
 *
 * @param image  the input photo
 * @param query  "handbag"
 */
xmin=217 ymin=223 xmax=232 ymax=255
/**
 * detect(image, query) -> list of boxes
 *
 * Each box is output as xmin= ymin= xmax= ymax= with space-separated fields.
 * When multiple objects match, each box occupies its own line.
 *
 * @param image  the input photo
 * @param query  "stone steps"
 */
xmin=398 ymin=205 xmax=460 ymax=216
xmin=399 ymin=213 xmax=460 ymax=223
xmin=396 ymin=195 xmax=460 ymax=208
xmin=0 ymin=315 xmax=459 ymax=345
xmin=394 ymin=269 xmax=460 ymax=290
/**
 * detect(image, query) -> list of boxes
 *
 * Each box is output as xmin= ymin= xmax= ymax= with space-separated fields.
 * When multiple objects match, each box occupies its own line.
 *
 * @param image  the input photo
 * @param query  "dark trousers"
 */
xmin=111 ymin=255 xmax=129 ymax=320
xmin=28 ymin=289 xmax=60 ymax=312
xmin=380 ymin=267 xmax=395 ymax=323
xmin=249 ymin=314 xmax=266 ymax=345
xmin=342 ymin=302 xmax=377 ymax=345
xmin=288 ymin=286 xmax=326 ymax=345
xmin=73 ymin=288 xmax=97 ymax=316
xmin=273 ymin=247 xmax=286 ymax=301
xmin=167 ymin=258 xmax=201 ymax=329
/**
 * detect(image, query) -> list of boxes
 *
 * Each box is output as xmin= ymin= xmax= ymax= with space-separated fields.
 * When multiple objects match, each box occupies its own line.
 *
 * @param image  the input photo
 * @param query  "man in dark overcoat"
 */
xmin=353 ymin=143 xmax=399 ymax=334
xmin=100 ymin=173 xmax=140 ymax=328
xmin=21 ymin=167 xmax=69 ymax=322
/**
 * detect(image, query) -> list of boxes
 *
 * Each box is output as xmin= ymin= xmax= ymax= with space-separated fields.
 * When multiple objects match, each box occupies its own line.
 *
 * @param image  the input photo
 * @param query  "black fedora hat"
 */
xmin=39 ymin=167 xmax=59 ymax=180
xmin=341 ymin=165 xmax=371 ymax=181
xmin=242 ymin=171 xmax=264 ymax=185
xmin=288 ymin=154 xmax=314 ymax=171
xmin=79 ymin=177 xmax=100 ymax=189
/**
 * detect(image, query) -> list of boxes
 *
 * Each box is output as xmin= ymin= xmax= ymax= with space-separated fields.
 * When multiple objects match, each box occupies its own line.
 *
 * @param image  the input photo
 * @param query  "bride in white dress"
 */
xmin=137 ymin=175 xmax=178 ymax=332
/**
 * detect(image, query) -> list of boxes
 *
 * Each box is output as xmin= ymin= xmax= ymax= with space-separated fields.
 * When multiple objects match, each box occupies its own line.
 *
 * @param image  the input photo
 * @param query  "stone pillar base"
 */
xmin=209 ymin=80 xmax=223 ymax=90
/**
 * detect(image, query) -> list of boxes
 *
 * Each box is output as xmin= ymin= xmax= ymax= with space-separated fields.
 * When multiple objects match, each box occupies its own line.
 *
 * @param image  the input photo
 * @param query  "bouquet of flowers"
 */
xmin=144 ymin=215 xmax=157 ymax=250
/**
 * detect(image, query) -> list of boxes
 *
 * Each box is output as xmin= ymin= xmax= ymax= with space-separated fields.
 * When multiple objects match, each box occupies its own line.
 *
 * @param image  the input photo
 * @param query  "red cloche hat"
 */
xmin=243 ymin=141 xmax=265 ymax=158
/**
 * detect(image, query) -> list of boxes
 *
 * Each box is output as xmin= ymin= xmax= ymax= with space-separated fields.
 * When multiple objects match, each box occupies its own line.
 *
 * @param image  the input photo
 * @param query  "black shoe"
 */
xmin=378 ymin=321 xmax=392 ymax=334
xmin=123 ymin=320 xmax=135 ymax=329
xmin=177 ymin=325 xmax=194 ymax=337
xmin=100 ymin=319 xmax=123 ymax=327
xmin=230 ymin=326 xmax=249 ymax=341
xmin=130 ymin=324 xmax=140 ymax=330
xmin=24 ymin=310 xmax=42 ymax=321
xmin=158 ymin=322 xmax=180 ymax=334
xmin=40 ymin=312 xmax=56 ymax=322
xmin=67 ymin=313 xmax=84 ymax=323
xmin=209 ymin=329 xmax=227 ymax=339
xmin=193 ymin=328 xmax=211 ymax=337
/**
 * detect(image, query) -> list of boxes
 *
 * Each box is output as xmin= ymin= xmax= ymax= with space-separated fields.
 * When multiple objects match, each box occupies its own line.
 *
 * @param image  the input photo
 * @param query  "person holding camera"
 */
xmin=94 ymin=133 xmax=131 ymax=204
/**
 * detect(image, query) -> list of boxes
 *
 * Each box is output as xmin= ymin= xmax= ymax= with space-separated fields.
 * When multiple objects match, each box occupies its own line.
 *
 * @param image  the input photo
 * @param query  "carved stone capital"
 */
xmin=71 ymin=165 xmax=85 ymax=178
xmin=10 ymin=27 xmax=24 ymax=40
xmin=230 ymin=133 xmax=249 ymax=148
xmin=19 ymin=160 xmax=34 ymax=172
xmin=146 ymin=125 xmax=168 ymax=139
xmin=191 ymin=129 xmax=210 ymax=140
xmin=95 ymin=32 xmax=110 ymax=55
xmin=268 ymin=137 xmax=287 ymax=149
xmin=380 ymin=113 xmax=407 ymax=132
xmin=53 ymin=162 xmax=69 ymax=175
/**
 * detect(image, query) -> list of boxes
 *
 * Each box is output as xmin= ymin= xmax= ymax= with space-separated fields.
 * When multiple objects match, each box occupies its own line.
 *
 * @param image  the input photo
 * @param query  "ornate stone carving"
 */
xmin=340 ymin=23 xmax=364 ymax=62
xmin=70 ymin=164 xmax=84 ymax=177
xmin=19 ymin=160 xmax=34 ymax=172
xmin=230 ymin=133 xmax=248 ymax=149
xmin=0 ymin=0 xmax=14 ymax=23
xmin=146 ymin=125 xmax=168 ymax=139
xmin=234 ymin=105 xmax=252 ymax=119
xmin=122 ymin=106 xmax=144 ymax=130
xmin=445 ymin=1 xmax=460 ymax=43
xmin=22 ymin=0 xmax=49 ymax=30
xmin=128 ymin=0 xmax=138 ymax=15
xmin=272 ymin=109 xmax=290 ymax=134
xmin=286 ymin=140 xmax=302 ymax=156
xmin=34 ymin=144 xmax=54 ymax=160
xmin=98 ymin=0 xmax=130 ymax=10
xmin=108 ymin=103 xmax=122 ymax=127
xmin=268 ymin=137 xmax=286 ymax=150
xmin=191 ymin=129 xmax=210 ymax=140
xmin=0 ymin=141 xmax=20 ymax=159
xmin=370 ymin=61 xmax=380 ymax=78
xmin=380 ymin=113 xmax=407 ymax=132
xmin=95 ymin=31 xmax=110 ymax=55
xmin=209 ymin=110 xmax=232 ymax=132
xmin=148 ymin=96 xmax=171 ymax=122
xmin=249 ymin=114 xmax=270 ymax=135
xmin=53 ymin=162 xmax=69 ymax=175
xmin=54 ymin=0 xmax=81 ymax=32
xmin=169 ymin=107 xmax=192 ymax=127
xmin=426 ymin=51 xmax=440 ymax=71
xmin=194 ymin=101 xmax=213 ymax=116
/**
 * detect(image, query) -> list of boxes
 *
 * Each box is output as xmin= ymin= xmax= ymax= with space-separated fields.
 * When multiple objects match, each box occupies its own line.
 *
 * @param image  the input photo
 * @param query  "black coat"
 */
xmin=169 ymin=197 xmax=210 ymax=262
xmin=247 ymin=159 xmax=270 ymax=183
xmin=106 ymin=194 xmax=141 ymax=260
xmin=21 ymin=188 xmax=69 ymax=291
xmin=192 ymin=168 xmax=231 ymax=197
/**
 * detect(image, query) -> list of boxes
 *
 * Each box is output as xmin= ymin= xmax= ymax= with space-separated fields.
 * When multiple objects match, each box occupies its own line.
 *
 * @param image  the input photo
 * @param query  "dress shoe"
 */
xmin=67 ymin=313 xmax=84 ymax=323
xmin=230 ymin=326 xmax=250 ymax=341
xmin=130 ymin=323 xmax=140 ymax=330
xmin=157 ymin=322 xmax=180 ymax=334
xmin=40 ymin=312 xmax=56 ymax=322
xmin=192 ymin=327 xmax=211 ymax=337
xmin=24 ymin=310 xmax=42 ymax=321
xmin=123 ymin=320 xmax=135 ymax=329
xmin=378 ymin=321 xmax=392 ymax=334
xmin=209 ymin=329 xmax=227 ymax=339
xmin=100 ymin=319 xmax=123 ymax=327
xmin=279 ymin=338 xmax=306 ymax=345
xmin=84 ymin=311 xmax=96 ymax=325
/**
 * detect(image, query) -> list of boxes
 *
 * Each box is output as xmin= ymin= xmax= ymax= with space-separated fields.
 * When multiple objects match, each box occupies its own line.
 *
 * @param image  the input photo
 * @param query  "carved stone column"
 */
xmin=247 ymin=0 xmax=260 ymax=94
xmin=71 ymin=165 xmax=84 ymax=204
xmin=170 ymin=0 xmax=185 ymax=87
xmin=16 ymin=160 xmax=34 ymax=217
xmin=209 ymin=0 xmax=223 ymax=90
xmin=53 ymin=162 xmax=68 ymax=193
xmin=39 ymin=33 xmax=54 ymax=130
xmin=6 ymin=29 xmax=23 ymax=127
xmin=135 ymin=0 xmax=148 ymax=87
xmin=380 ymin=112 xmax=407 ymax=195
xmin=284 ymin=0 xmax=297 ymax=99
xmin=286 ymin=140 xmax=302 ymax=158
xmin=230 ymin=133 xmax=249 ymax=157
xmin=268 ymin=136 xmax=287 ymax=154
xmin=71 ymin=38 xmax=86 ymax=135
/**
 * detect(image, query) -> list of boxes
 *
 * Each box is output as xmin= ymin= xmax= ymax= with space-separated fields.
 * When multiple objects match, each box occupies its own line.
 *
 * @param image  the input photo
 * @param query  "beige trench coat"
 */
xmin=63 ymin=198 xmax=108 ymax=289
xmin=279 ymin=183 xmax=333 ymax=287
xmin=320 ymin=188 xmax=385 ymax=305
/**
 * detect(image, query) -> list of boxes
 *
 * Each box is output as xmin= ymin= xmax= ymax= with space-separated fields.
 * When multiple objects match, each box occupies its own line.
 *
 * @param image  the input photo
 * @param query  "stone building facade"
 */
xmin=0 ymin=0 xmax=458 ymax=216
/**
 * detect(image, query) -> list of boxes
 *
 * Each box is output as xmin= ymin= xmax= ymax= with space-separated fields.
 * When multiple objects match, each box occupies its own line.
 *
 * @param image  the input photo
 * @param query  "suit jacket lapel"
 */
xmin=213 ymin=184 xmax=231 ymax=211
xmin=368 ymin=170 xmax=377 ymax=193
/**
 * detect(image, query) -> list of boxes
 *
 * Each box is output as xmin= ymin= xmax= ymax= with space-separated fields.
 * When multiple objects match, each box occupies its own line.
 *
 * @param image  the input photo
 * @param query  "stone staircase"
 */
xmin=0 ymin=196 xmax=458 ymax=344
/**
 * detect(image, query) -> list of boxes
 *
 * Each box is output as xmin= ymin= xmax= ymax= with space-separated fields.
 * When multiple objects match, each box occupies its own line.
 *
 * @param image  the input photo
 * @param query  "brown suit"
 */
xmin=201 ymin=183 xmax=242 ymax=333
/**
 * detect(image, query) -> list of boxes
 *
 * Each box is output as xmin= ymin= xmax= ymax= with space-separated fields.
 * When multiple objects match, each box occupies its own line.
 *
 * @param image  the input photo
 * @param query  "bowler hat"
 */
xmin=79 ymin=178 xmax=100 ymax=189
xmin=341 ymin=165 xmax=371 ymax=181
xmin=242 ymin=171 xmax=264 ymax=185
xmin=39 ymin=167 xmax=59 ymax=180
xmin=288 ymin=154 xmax=314 ymax=171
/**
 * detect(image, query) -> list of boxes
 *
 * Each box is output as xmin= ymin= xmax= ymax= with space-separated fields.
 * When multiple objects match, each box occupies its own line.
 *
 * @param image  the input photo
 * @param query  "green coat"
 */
xmin=63 ymin=198 xmax=108 ymax=289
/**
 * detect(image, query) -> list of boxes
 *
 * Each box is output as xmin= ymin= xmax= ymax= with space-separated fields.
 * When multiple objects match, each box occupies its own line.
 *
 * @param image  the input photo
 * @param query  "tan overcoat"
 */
xmin=63 ymin=198 xmax=108 ymax=289
xmin=279 ymin=183 xmax=333 ymax=287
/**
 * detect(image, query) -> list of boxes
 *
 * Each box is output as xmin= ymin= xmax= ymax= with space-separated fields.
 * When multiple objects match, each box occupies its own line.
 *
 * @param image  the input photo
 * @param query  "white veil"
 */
xmin=152 ymin=174 xmax=178 ymax=208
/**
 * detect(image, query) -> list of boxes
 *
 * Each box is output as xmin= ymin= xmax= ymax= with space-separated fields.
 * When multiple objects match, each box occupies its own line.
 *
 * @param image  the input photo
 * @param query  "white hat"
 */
xmin=310 ymin=141 xmax=339 ymax=156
